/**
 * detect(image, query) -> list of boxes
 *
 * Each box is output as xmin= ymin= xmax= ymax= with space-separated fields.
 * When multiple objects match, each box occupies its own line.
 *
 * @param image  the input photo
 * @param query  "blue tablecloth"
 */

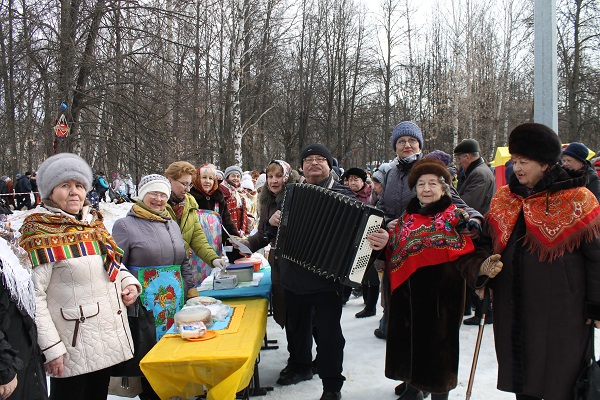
xmin=199 ymin=268 xmax=272 ymax=300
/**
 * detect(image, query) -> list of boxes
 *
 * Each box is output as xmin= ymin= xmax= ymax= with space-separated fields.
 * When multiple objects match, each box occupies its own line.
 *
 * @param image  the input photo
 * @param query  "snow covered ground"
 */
xmin=5 ymin=202 xmax=591 ymax=399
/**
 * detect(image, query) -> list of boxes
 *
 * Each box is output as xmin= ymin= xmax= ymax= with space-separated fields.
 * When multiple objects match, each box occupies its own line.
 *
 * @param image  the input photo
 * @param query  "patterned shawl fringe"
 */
xmin=522 ymin=212 xmax=600 ymax=263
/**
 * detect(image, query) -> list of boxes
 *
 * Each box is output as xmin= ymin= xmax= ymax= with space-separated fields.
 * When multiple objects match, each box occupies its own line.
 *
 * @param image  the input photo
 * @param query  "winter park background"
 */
xmin=9 ymin=201 xmax=593 ymax=400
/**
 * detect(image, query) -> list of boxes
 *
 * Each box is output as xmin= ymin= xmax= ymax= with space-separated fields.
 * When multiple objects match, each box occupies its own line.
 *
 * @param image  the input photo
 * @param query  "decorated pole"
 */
xmin=52 ymin=102 xmax=70 ymax=154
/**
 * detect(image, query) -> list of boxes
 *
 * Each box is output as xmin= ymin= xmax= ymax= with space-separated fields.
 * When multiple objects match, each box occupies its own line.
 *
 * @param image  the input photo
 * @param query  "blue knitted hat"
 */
xmin=391 ymin=121 xmax=423 ymax=150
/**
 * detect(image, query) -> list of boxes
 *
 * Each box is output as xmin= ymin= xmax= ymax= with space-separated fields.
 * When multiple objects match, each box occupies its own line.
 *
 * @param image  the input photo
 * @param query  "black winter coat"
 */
xmin=189 ymin=186 xmax=240 ymax=239
xmin=0 ymin=268 xmax=47 ymax=399
xmin=486 ymin=166 xmax=600 ymax=400
xmin=279 ymin=175 xmax=356 ymax=294
xmin=584 ymin=164 xmax=600 ymax=201
xmin=384 ymin=196 xmax=487 ymax=393
xmin=247 ymin=171 xmax=300 ymax=327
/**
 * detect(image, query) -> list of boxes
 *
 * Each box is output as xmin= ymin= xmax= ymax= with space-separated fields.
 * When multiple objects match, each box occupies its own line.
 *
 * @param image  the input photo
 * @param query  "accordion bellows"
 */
xmin=275 ymin=183 xmax=384 ymax=287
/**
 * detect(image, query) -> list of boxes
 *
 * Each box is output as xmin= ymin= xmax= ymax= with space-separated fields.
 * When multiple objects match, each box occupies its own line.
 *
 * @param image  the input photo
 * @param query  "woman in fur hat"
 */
xmin=18 ymin=153 xmax=141 ymax=400
xmin=385 ymin=158 xmax=502 ymax=400
xmin=237 ymin=160 xmax=300 ymax=329
xmin=485 ymin=123 xmax=600 ymax=400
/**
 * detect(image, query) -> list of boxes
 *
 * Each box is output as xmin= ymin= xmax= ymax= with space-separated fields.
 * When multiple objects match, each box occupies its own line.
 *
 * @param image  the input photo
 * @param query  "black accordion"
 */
xmin=275 ymin=183 xmax=384 ymax=287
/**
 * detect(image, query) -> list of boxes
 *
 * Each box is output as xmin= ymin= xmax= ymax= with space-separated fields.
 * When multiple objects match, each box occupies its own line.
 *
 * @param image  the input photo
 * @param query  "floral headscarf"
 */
xmin=269 ymin=160 xmax=292 ymax=183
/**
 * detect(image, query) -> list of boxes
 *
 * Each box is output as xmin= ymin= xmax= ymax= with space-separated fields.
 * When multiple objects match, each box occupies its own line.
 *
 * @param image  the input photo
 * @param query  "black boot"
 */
xmin=355 ymin=285 xmax=379 ymax=318
xmin=397 ymin=384 xmax=424 ymax=400
xmin=430 ymin=393 xmax=448 ymax=400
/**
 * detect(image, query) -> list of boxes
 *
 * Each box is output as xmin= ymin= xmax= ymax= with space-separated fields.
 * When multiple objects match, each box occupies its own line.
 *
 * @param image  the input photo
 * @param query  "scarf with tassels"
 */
xmin=386 ymin=196 xmax=475 ymax=292
xmin=19 ymin=206 xmax=123 ymax=282
xmin=487 ymin=185 xmax=600 ymax=262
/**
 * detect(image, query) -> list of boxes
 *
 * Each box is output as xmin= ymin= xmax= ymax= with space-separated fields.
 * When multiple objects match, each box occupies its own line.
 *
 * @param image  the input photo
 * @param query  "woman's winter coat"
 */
xmin=30 ymin=206 xmax=141 ymax=378
xmin=166 ymin=193 xmax=219 ymax=268
xmin=485 ymin=167 xmax=600 ymax=400
xmin=112 ymin=207 xmax=195 ymax=293
xmin=584 ymin=164 xmax=600 ymax=200
xmin=189 ymin=186 xmax=240 ymax=239
xmin=353 ymin=183 xmax=372 ymax=204
xmin=246 ymin=171 xmax=300 ymax=327
xmin=385 ymin=196 xmax=486 ymax=394
xmin=0 ymin=263 xmax=47 ymax=399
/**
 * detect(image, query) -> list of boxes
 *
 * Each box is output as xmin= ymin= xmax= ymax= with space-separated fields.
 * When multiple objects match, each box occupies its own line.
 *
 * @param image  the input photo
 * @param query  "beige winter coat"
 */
xmin=32 ymin=206 xmax=142 ymax=377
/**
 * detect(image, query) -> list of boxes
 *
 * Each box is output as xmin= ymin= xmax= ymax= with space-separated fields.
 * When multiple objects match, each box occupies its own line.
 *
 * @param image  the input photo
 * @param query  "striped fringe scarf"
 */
xmin=19 ymin=210 xmax=123 ymax=282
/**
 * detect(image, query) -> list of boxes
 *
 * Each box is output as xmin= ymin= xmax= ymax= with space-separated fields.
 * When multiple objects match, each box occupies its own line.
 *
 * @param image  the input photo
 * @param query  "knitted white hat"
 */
xmin=255 ymin=173 xmax=266 ymax=190
xmin=241 ymin=174 xmax=255 ymax=190
xmin=36 ymin=153 xmax=93 ymax=199
xmin=137 ymin=174 xmax=171 ymax=200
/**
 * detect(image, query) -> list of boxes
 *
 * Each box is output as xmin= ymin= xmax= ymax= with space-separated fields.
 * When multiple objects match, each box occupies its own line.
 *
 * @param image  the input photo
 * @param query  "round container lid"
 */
xmin=235 ymin=257 xmax=261 ymax=263
xmin=226 ymin=263 xmax=253 ymax=270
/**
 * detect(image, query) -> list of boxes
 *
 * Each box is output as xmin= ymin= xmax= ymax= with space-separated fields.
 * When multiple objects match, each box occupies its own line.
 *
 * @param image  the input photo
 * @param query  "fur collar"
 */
xmin=509 ymin=164 xmax=587 ymax=197
xmin=406 ymin=194 xmax=452 ymax=215
xmin=190 ymin=186 xmax=225 ymax=202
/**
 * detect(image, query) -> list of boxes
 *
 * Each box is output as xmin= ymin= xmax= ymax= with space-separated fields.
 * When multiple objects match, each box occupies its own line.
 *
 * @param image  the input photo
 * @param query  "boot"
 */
xmin=430 ymin=393 xmax=449 ymax=400
xmin=396 ymin=382 xmax=430 ymax=398
xmin=355 ymin=285 xmax=379 ymax=318
xmin=397 ymin=384 xmax=424 ymax=400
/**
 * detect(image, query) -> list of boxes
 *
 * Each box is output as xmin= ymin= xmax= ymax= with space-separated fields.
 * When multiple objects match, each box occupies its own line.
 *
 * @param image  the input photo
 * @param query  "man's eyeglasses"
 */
xmin=147 ymin=192 xmax=169 ymax=200
xmin=397 ymin=139 xmax=418 ymax=147
xmin=303 ymin=156 xmax=328 ymax=164
xmin=177 ymin=180 xmax=193 ymax=189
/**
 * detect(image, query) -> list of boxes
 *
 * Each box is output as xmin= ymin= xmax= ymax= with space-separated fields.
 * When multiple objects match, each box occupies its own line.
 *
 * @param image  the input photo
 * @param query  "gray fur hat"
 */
xmin=36 ymin=153 xmax=93 ymax=199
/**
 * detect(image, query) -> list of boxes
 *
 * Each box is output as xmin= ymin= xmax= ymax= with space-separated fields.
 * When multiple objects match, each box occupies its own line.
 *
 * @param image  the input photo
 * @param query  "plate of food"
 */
xmin=184 ymin=330 xmax=217 ymax=341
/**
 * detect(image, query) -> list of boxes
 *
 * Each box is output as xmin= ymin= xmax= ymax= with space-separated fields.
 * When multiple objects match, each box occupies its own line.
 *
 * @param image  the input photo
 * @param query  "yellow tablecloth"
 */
xmin=140 ymin=297 xmax=268 ymax=400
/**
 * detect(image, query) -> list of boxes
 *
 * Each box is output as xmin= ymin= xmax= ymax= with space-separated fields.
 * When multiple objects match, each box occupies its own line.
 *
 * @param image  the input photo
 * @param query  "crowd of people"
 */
xmin=0 ymin=121 xmax=600 ymax=400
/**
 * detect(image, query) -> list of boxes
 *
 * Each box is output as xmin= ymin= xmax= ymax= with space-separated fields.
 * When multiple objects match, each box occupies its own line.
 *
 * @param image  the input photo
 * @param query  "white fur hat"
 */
xmin=137 ymin=174 xmax=171 ymax=200
xmin=36 ymin=153 xmax=93 ymax=199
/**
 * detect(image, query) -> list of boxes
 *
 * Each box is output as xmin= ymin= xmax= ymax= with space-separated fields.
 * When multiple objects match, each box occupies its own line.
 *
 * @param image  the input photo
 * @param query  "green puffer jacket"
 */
xmin=167 ymin=193 xmax=218 ymax=268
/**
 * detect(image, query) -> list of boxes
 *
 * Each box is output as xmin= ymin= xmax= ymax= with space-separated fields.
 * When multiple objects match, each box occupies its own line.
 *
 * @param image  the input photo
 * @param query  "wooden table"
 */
xmin=140 ymin=297 xmax=268 ymax=400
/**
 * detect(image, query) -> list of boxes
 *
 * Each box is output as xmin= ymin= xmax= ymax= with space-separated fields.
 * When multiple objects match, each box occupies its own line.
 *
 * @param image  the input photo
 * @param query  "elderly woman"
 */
xmin=485 ymin=123 xmax=600 ymax=400
xmin=112 ymin=175 xmax=198 ymax=337
xmin=561 ymin=142 xmax=600 ymax=200
xmin=386 ymin=158 xmax=502 ymax=400
xmin=112 ymin=174 xmax=200 ymax=400
xmin=164 ymin=161 xmax=228 ymax=284
xmin=189 ymin=164 xmax=241 ymax=271
xmin=239 ymin=160 xmax=300 ymax=328
xmin=18 ymin=153 xmax=141 ymax=400
xmin=221 ymin=165 xmax=250 ymax=236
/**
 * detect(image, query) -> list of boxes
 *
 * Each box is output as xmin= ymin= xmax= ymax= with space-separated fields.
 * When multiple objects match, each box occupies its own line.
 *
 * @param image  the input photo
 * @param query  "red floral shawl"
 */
xmin=387 ymin=201 xmax=475 ymax=292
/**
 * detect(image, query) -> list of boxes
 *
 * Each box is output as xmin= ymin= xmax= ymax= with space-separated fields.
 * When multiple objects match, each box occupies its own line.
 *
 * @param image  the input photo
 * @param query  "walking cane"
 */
xmin=465 ymin=287 xmax=491 ymax=400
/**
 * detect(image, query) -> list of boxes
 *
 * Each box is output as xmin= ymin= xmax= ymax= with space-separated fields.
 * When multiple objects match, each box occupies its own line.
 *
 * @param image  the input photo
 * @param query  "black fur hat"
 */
xmin=509 ymin=123 xmax=562 ymax=165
